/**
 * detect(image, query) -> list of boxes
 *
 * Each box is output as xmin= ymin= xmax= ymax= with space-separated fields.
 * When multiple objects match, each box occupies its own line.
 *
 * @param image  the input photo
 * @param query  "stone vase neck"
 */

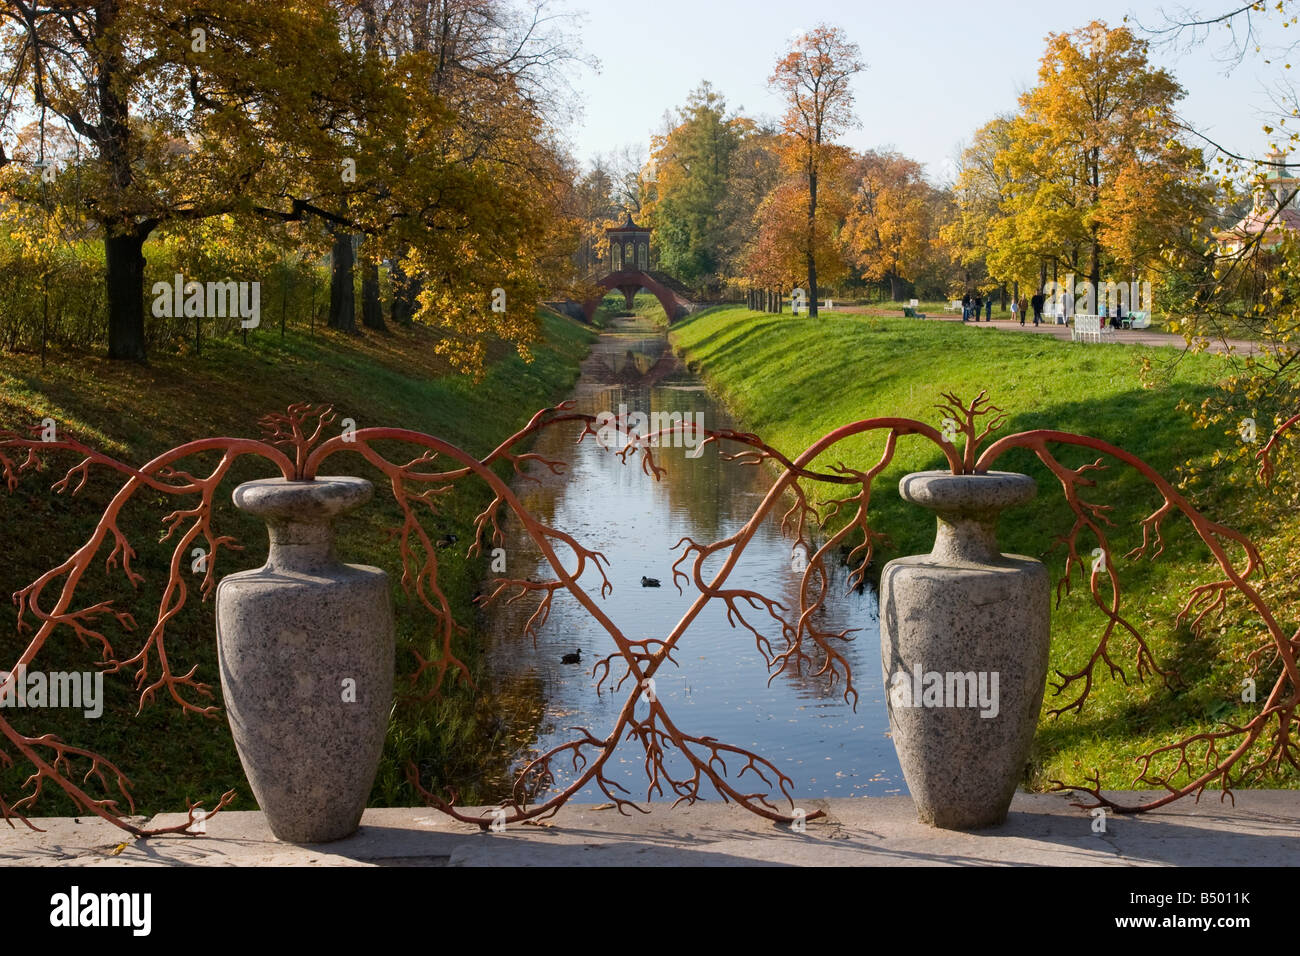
xmin=898 ymin=471 xmax=1037 ymax=565
xmin=231 ymin=477 xmax=374 ymax=574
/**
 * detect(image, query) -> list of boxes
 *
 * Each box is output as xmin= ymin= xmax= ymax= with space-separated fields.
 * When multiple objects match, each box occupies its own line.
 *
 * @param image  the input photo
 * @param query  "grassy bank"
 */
xmin=0 ymin=310 xmax=595 ymax=815
xmin=671 ymin=306 xmax=1296 ymax=793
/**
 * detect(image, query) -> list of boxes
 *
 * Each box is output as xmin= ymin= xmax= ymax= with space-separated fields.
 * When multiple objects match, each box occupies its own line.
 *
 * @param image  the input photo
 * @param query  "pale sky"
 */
xmin=558 ymin=0 xmax=1288 ymax=181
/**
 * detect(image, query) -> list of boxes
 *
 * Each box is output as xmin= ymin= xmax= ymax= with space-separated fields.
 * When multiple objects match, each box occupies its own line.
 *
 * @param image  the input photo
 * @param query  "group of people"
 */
xmin=963 ymin=291 xmax=1049 ymax=326
xmin=960 ymin=292 xmax=992 ymax=322
xmin=1012 ymin=292 xmax=1047 ymax=326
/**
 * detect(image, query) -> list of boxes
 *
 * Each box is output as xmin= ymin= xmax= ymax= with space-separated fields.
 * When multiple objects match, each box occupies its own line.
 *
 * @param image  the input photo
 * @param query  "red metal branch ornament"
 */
xmin=1256 ymin=411 xmax=1300 ymax=487
xmin=975 ymin=425 xmax=1296 ymax=812
xmin=0 ymin=392 xmax=1293 ymax=838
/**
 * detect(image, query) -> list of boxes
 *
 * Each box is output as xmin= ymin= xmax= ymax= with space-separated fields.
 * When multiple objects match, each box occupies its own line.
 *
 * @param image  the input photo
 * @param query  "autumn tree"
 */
xmin=359 ymin=0 xmax=583 ymax=337
xmin=745 ymin=145 xmax=854 ymax=299
xmin=1135 ymin=4 xmax=1300 ymax=452
xmin=0 ymin=0 xmax=583 ymax=369
xmin=745 ymin=180 xmax=807 ymax=294
xmin=768 ymin=24 xmax=865 ymax=317
xmin=715 ymin=124 xmax=783 ymax=285
xmin=569 ymin=161 xmax=620 ymax=279
xmin=944 ymin=116 xmax=1016 ymax=293
xmin=379 ymin=64 xmax=579 ymax=374
xmin=843 ymin=150 xmax=936 ymax=301
xmin=0 ymin=1 xmax=356 ymax=360
xmin=640 ymin=90 xmax=785 ymax=293
xmin=268 ymin=0 xmax=584 ymax=345
xmin=986 ymin=21 xmax=1207 ymax=296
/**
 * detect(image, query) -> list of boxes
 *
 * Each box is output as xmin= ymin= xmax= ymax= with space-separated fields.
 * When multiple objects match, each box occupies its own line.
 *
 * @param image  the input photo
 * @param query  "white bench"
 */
xmin=946 ymin=300 xmax=963 ymax=313
xmin=1071 ymin=315 xmax=1120 ymax=343
xmin=1121 ymin=311 xmax=1150 ymax=330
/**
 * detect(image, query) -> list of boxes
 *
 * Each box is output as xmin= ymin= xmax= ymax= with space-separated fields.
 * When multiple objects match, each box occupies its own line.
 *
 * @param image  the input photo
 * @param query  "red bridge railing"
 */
xmin=0 ymin=393 xmax=1294 ymax=835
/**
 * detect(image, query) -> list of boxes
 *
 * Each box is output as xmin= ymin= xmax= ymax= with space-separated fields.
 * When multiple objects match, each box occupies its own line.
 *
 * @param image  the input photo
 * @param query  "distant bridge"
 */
xmin=582 ymin=269 xmax=697 ymax=323
xmin=547 ymin=214 xmax=699 ymax=324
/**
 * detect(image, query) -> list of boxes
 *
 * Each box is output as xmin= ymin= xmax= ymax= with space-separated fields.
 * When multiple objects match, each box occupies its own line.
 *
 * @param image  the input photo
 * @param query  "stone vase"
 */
xmin=879 ymin=471 xmax=1050 ymax=829
xmin=215 ymin=477 xmax=394 ymax=843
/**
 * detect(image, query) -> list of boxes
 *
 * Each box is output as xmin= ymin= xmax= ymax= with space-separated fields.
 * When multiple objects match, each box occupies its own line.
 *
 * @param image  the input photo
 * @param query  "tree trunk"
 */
xmin=807 ymin=168 xmax=819 ymax=318
xmin=361 ymin=257 xmax=385 ymax=331
xmin=390 ymin=256 xmax=418 ymax=326
xmin=1089 ymin=147 xmax=1101 ymax=296
xmin=99 ymin=1 xmax=149 ymax=362
xmin=105 ymin=229 xmax=148 ymax=361
xmin=329 ymin=232 xmax=356 ymax=333
xmin=1089 ymin=233 xmax=1101 ymax=297
xmin=888 ymin=274 xmax=902 ymax=302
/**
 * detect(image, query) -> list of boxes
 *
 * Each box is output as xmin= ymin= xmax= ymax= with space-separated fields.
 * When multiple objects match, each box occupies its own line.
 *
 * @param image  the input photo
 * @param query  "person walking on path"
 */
xmin=1031 ymin=291 xmax=1045 ymax=327
xmin=985 ymin=297 xmax=993 ymax=321
xmin=974 ymin=294 xmax=983 ymax=322
xmin=961 ymin=292 xmax=970 ymax=322
xmin=1011 ymin=298 xmax=1020 ymax=324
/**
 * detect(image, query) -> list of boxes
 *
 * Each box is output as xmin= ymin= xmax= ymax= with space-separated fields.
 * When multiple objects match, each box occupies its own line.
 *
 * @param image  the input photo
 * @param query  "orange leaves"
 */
xmin=751 ymin=26 xmax=864 ymax=296
xmin=843 ymin=150 xmax=935 ymax=285
xmin=768 ymin=24 xmax=866 ymax=147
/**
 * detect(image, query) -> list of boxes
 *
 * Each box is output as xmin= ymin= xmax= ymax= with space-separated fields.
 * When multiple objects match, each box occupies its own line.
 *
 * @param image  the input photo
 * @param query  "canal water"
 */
xmin=481 ymin=315 xmax=905 ymax=803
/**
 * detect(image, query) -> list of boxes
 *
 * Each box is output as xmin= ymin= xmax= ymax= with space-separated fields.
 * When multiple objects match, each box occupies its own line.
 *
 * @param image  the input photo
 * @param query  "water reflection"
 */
xmin=482 ymin=316 xmax=906 ymax=802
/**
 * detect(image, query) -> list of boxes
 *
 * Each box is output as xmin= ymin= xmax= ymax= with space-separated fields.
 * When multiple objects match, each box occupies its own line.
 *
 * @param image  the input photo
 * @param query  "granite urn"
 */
xmin=878 ymin=470 xmax=1050 ymax=829
xmin=215 ymin=477 xmax=394 ymax=843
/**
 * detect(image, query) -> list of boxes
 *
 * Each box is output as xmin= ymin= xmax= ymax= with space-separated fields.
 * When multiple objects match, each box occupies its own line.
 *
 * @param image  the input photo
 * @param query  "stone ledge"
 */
xmin=2 ymin=791 xmax=1296 ymax=866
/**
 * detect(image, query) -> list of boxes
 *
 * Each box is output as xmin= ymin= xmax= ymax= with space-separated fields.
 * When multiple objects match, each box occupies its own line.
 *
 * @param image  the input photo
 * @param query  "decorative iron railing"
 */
xmin=0 ymin=393 xmax=1295 ymax=836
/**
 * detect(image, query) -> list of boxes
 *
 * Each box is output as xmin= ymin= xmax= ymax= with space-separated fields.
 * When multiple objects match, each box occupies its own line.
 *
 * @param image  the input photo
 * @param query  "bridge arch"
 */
xmin=582 ymin=269 xmax=692 ymax=323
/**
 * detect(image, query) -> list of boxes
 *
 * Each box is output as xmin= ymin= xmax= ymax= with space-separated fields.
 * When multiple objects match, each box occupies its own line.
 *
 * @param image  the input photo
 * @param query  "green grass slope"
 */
xmin=0 ymin=311 xmax=595 ymax=815
xmin=671 ymin=306 xmax=1295 ymax=793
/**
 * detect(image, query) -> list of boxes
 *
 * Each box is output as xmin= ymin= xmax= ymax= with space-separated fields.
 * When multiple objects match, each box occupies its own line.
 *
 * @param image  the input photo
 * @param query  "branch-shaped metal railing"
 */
xmin=0 ymin=391 xmax=1294 ymax=836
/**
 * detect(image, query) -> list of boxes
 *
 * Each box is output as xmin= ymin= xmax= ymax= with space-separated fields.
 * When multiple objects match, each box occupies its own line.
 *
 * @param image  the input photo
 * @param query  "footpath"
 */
xmin=836 ymin=308 xmax=1263 ymax=356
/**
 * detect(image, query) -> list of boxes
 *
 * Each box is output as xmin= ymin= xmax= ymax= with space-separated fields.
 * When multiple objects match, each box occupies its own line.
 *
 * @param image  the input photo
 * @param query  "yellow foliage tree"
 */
xmin=983 ymin=21 xmax=1208 ymax=296
xmin=843 ymin=150 xmax=936 ymax=301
